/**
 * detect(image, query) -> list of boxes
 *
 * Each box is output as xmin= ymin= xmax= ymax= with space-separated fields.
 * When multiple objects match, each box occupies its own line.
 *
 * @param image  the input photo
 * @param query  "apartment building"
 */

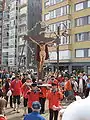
xmin=18 ymin=0 xmax=28 ymax=70
xmin=1 ymin=0 xmax=42 ymax=71
xmin=42 ymin=0 xmax=90 ymax=74
xmin=2 ymin=0 xmax=9 ymax=69
xmin=6 ymin=0 xmax=19 ymax=70
xmin=0 ymin=0 xmax=3 ymax=68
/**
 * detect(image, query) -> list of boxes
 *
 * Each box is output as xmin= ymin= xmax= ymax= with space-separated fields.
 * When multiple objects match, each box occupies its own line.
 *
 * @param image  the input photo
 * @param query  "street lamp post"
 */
xmin=57 ymin=26 xmax=60 ymax=75
xmin=55 ymin=24 xmax=68 ymax=76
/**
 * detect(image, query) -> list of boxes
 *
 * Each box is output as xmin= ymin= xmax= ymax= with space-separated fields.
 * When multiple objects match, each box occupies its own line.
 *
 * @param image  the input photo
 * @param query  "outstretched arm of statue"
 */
xmin=45 ymin=40 xmax=55 ymax=45
xmin=28 ymin=36 xmax=40 ymax=46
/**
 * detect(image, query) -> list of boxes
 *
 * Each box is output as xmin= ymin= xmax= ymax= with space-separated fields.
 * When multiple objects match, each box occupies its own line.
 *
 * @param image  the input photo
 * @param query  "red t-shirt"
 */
xmin=40 ymin=87 xmax=47 ymax=98
xmin=47 ymin=90 xmax=63 ymax=109
xmin=11 ymin=80 xmax=22 ymax=96
xmin=25 ymin=90 xmax=40 ymax=108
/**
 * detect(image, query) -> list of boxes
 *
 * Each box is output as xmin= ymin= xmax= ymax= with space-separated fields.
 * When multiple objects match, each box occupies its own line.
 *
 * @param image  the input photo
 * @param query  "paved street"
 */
xmin=6 ymin=99 xmax=49 ymax=120
xmin=6 ymin=107 xmax=48 ymax=120
xmin=5 ymin=100 xmax=68 ymax=120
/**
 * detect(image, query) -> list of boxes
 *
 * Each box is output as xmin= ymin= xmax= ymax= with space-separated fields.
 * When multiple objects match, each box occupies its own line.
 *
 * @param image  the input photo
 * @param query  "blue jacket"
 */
xmin=24 ymin=111 xmax=46 ymax=120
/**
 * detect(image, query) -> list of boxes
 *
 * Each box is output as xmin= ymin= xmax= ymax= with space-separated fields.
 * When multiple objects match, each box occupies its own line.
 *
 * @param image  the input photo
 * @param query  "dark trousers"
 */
xmin=13 ymin=95 xmax=20 ymax=105
xmin=6 ymin=95 xmax=12 ymax=107
xmin=39 ymin=97 xmax=46 ymax=113
xmin=23 ymin=98 xmax=27 ymax=107
xmin=85 ymin=88 xmax=90 ymax=98
xmin=28 ymin=108 xmax=32 ymax=113
xmin=49 ymin=109 xmax=58 ymax=120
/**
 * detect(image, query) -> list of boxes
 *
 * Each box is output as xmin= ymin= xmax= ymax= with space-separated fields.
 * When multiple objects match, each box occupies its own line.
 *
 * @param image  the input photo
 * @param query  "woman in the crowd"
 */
xmin=2 ymin=78 xmax=12 ymax=108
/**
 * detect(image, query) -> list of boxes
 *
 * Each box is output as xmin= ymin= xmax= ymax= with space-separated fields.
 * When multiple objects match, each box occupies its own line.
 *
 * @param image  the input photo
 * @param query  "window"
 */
xmin=44 ymin=13 xmax=50 ymax=20
xmin=59 ymin=50 xmax=71 ymax=60
xmin=75 ymin=16 xmax=90 ymax=26
xmin=75 ymin=17 xmax=84 ymax=26
xmin=0 ymin=27 xmax=1 ymax=32
xmin=76 ymin=32 xmax=90 ymax=41
xmin=44 ymin=1 xmax=50 ymax=8
xmin=61 ymin=7 xmax=64 ymax=16
xmin=76 ymin=49 xmax=84 ymax=58
xmin=87 ymin=1 xmax=90 ymax=7
xmin=56 ymin=8 xmax=61 ymax=17
xmin=56 ymin=0 xmax=63 ymax=3
xmin=50 ymin=10 xmax=56 ymax=19
xmin=49 ymin=51 xmax=57 ymax=60
xmin=88 ymin=32 xmax=90 ymax=40
xmin=50 ymin=0 xmax=56 ymax=5
xmin=88 ymin=16 xmax=90 ymax=24
xmin=60 ymin=36 xmax=71 ymax=45
xmin=49 ymin=24 xmax=56 ymax=32
xmin=75 ymin=2 xmax=84 ymax=11
xmin=76 ymin=33 xmax=85 ymax=41
xmin=67 ymin=5 xmax=70 ymax=14
xmin=0 ymin=12 xmax=2 ymax=19
xmin=67 ymin=20 xmax=71 ymax=29
xmin=63 ymin=6 xmax=67 ymax=15
xmin=88 ymin=49 xmax=90 ymax=57
xmin=49 ymin=0 xmax=64 ymax=6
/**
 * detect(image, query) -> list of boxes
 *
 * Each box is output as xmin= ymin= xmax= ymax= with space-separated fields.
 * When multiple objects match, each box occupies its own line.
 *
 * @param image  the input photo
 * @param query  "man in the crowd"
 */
xmin=64 ymin=76 xmax=73 ymax=99
xmin=78 ymin=73 xmax=86 ymax=97
xmin=47 ymin=82 xmax=63 ymax=120
xmin=39 ymin=79 xmax=47 ymax=114
xmin=24 ymin=101 xmax=46 ymax=120
xmin=21 ymin=78 xmax=32 ymax=115
xmin=25 ymin=83 xmax=40 ymax=113
xmin=11 ymin=74 xmax=22 ymax=113
xmin=48 ymin=76 xmax=58 ymax=86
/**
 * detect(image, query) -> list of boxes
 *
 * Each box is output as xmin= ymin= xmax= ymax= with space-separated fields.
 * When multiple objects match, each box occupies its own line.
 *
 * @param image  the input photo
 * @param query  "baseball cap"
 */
xmin=32 ymin=101 xmax=41 ymax=109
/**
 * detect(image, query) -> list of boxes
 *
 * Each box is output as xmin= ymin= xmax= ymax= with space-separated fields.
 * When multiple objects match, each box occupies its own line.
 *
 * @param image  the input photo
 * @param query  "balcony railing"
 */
xmin=19 ymin=2 xmax=27 ymax=9
xmin=18 ymin=31 xmax=27 ymax=36
xmin=19 ymin=21 xmax=27 ymax=26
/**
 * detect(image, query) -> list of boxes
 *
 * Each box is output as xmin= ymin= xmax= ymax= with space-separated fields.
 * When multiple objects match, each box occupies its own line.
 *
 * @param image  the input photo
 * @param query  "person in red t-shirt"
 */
xmin=25 ymin=83 xmax=40 ymax=113
xmin=48 ymin=76 xmax=58 ymax=87
xmin=38 ymin=79 xmax=48 ymax=114
xmin=47 ymin=82 xmax=63 ymax=120
xmin=21 ymin=78 xmax=32 ymax=115
xmin=11 ymin=74 xmax=22 ymax=113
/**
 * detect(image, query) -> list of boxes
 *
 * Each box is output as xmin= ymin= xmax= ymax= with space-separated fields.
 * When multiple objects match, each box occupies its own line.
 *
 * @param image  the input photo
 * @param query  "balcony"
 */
xmin=19 ymin=12 xmax=27 ymax=17
xmin=19 ymin=2 xmax=27 ymax=9
xmin=19 ymin=21 xmax=27 ymax=26
xmin=18 ymin=31 xmax=27 ymax=36
xmin=18 ymin=40 xmax=25 ymax=46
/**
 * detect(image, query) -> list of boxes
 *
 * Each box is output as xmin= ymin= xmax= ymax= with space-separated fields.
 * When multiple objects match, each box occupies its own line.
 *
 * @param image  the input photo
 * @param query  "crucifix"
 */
xmin=24 ymin=35 xmax=55 ymax=73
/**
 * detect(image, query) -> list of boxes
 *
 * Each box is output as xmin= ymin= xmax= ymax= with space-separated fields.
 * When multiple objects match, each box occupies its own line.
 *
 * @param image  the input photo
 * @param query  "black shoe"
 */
xmin=10 ymin=106 xmax=13 ymax=108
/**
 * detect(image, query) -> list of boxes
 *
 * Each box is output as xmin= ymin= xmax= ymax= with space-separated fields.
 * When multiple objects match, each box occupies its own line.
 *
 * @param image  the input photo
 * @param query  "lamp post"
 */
xmin=57 ymin=26 xmax=60 ymax=75
xmin=55 ymin=23 xmax=68 ymax=76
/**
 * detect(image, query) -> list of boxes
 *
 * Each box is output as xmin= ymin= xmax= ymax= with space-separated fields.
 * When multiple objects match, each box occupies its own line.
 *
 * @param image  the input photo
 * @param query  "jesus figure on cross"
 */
xmin=28 ymin=36 xmax=55 ymax=72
